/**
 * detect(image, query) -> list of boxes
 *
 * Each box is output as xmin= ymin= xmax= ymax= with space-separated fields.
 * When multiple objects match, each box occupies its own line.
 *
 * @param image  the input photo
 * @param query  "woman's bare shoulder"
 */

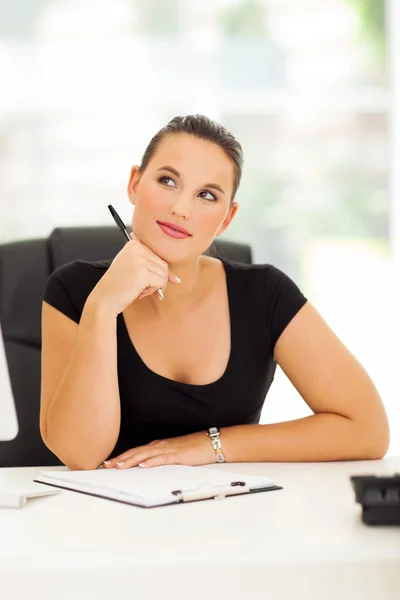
xmin=199 ymin=255 xmax=226 ymax=287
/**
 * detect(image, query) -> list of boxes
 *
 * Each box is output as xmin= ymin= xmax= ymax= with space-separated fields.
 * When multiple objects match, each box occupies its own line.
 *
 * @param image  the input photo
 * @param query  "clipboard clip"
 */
xmin=171 ymin=481 xmax=250 ymax=503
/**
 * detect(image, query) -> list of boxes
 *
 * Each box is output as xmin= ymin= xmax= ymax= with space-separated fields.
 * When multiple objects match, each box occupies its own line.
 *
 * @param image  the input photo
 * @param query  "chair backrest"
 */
xmin=0 ymin=227 xmax=252 ymax=467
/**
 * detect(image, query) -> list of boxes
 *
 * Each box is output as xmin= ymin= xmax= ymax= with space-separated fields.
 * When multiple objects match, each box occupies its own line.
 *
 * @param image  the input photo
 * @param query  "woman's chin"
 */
xmin=144 ymin=239 xmax=188 ymax=263
xmin=132 ymin=225 xmax=202 ymax=265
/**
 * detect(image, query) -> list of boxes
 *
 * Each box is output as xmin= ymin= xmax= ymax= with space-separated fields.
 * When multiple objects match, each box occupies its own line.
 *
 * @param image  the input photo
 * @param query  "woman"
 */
xmin=40 ymin=114 xmax=390 ymax=471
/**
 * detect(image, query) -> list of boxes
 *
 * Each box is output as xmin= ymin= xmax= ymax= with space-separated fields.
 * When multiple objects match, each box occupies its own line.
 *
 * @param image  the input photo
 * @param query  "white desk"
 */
xmin=1 ymin=458 xmax=399 ymax=600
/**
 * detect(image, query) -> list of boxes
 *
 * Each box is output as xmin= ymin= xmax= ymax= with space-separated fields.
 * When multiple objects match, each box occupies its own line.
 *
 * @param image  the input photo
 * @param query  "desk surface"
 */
xmin=1 ymin=458 xmax=399 ymax=600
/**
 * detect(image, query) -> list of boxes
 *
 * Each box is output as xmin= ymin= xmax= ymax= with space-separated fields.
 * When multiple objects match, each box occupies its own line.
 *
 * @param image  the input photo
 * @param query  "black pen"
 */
xmin=108 ymin=204 xmax=164 ymax=300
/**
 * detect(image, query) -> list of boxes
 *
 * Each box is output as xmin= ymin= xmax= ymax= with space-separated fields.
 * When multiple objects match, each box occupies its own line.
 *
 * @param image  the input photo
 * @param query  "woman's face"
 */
xmin=127 ymin=133 xmax=239 ymax=264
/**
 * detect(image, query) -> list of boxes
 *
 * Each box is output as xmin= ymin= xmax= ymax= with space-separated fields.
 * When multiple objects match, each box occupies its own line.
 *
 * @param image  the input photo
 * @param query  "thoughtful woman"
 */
xmin=40 ymin=114 xmax=390 ymax=471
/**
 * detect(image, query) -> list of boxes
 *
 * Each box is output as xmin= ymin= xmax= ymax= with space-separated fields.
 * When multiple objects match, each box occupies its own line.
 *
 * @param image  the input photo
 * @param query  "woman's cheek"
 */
xmin=147 ymin=187 xmax=166 ymax=211
xmin=134 ymin=185 xmax=159 ymax=213
xmin=205 ymin=208 xmax=228 ymax=237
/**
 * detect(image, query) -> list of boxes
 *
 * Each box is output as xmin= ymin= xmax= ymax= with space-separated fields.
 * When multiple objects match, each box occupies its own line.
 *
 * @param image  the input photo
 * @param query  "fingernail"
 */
xmin=103 ymin=460 xmax=110 ymax=466
xmin=116 ymin=461 xmax=125 ymax=467
xmin=157 ymin=289 xmax=164 ymax=300
xmin=175 ymin=276 xmax=181 ymax=283
xmin=138 ymin=462 xmax=147 ymax=468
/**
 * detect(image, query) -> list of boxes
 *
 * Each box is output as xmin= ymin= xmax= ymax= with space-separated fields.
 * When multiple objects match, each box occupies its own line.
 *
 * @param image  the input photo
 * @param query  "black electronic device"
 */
xmin=351 ymin=474 xmax=400 ymax=525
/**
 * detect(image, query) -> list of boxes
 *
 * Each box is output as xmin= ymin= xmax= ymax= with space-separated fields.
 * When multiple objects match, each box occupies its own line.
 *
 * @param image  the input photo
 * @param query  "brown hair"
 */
xmin=139 ymin=114 xmax=243 ymax=202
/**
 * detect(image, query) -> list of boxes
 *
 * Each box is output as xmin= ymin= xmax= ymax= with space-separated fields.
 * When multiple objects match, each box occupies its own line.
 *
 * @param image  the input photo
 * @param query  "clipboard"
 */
xmin=172 ymin=480 xmax=276 ymax=502
xmin=34 ymin=465 xmax=282 ymax=508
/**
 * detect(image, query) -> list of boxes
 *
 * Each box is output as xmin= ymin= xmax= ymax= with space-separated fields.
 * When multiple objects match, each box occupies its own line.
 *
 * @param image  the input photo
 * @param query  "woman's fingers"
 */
xmin=146 ymin=263 xmax=167 ymax=283
xmin=129 ymin=231 xmax=181 ymax=296
xmin=130 ymin=229 xmax=181 ymax=287
xmin=116 ymin=451 xmax=175 ymax=469
xmin=146 ymin=256 xmax=181 ymax=285
xmin=103 ymin=440 xmax=162 ymax=467
xmin=168 ymin=271 xmax=181 ymax=284
xmin=134 ymin=260 xmax=180 ymax=301
xmin=137 ymin=454 xmax=176 ymax=468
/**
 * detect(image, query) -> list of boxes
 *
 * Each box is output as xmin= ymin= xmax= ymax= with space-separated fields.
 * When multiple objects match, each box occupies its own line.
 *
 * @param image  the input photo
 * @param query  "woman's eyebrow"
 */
xmin=156 ymin=165 xmax=226 ymax=195
xmin=157 ymin=165 xmax=180 ymax=178
xmin=204 ymin=182 xmax=225 ymax=195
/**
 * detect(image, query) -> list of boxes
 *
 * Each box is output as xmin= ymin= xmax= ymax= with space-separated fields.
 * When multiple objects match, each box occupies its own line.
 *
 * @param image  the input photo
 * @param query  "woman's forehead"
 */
xmin=150 ymin=134 xmax=234 ymax=182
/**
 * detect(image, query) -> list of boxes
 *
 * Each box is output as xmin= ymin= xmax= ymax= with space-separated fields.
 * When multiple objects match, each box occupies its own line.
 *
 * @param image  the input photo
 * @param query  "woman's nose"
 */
xmin=170 ymin=195 xmax=191 ymax=220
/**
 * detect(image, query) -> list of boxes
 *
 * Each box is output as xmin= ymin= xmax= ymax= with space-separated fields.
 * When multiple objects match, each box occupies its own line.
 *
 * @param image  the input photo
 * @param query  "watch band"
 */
xmin=206 ymin=426 xmax=225 ymax=463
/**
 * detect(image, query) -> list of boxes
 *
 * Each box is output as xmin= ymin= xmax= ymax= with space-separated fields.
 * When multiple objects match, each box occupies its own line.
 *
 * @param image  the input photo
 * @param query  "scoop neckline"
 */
xmin=118 ymin=256 xmax=233 ymax=391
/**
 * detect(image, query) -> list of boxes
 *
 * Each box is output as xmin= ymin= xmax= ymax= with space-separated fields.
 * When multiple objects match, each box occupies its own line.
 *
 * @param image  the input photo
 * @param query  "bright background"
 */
xmin=1 ymin=0 xmax=399 ymax=455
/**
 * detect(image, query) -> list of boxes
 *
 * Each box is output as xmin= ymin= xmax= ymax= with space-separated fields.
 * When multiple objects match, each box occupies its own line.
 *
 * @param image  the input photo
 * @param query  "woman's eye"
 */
xmin=199 ymin=190 xmax=217 ymax=201
xmin=158 ymin=176 xmax=176 ymax=187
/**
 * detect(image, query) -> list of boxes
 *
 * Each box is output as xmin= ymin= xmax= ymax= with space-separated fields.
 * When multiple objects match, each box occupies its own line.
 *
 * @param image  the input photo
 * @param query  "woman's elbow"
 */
xmin=368 ymin=430 xmax=390 ymax=460
xmin=52 ymin=449 xmax=102 ymax=471
xmin=358 ymin=413 xmax=390 ymax=460
xmin=41 ymin=430 xmax=104 ymax=471
xmin=63 ymin=458 xmax=102 ymax=471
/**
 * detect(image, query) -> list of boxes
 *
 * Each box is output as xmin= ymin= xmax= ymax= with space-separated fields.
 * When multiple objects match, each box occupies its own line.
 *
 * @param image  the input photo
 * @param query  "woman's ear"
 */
xmin=215 ymin=202 xmax=239 ymax=236
xmin=127 ymin=166 xmax=141 ymax=205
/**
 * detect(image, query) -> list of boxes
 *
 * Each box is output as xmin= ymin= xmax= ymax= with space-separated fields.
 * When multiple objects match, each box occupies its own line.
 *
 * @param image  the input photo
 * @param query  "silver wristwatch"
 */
xmin=206 ymin=426 xmax=225 ymax=463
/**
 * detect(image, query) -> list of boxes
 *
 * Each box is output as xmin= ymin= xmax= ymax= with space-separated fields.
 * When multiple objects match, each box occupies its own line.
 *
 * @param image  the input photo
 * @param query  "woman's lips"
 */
xmin=157 ymin=221 xmax=191 ymax=239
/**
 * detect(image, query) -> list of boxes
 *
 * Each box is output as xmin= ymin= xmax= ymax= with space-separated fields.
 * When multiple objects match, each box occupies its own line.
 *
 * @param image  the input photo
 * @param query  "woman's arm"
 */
xmin=99 ymin=301 xmax=391 ymax=470
xmin=41 ymin=298 xmax=120 ymax=471
xmin=222 ymin=302 xmax=390 ymax=462
xmin=41 ymin=237 xmax=180 ymax=471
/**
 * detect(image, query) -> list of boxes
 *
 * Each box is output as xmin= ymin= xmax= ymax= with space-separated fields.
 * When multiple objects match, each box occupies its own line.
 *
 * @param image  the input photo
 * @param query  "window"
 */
xmin=1 ymin=0 xmax=397 ymax=453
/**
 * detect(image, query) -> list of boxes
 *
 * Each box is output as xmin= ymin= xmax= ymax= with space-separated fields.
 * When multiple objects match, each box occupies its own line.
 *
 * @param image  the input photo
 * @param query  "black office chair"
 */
xmin=0 ymin=227 xmax=252 ymax=467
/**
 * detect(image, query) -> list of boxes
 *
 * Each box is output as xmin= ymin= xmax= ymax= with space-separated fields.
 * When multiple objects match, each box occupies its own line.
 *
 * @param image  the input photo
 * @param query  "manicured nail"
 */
xmin=103 ymin=460 xmax=110 ymax=466
xmin=175 ymin=276 xmax=181 ymax=283
xmin=157 ymin=289 xmax=164 ymax=300
xmin=138 ymin=462 xmax=147 ymax=468
xmin=116 ymin=461 xmax=125 ymax=467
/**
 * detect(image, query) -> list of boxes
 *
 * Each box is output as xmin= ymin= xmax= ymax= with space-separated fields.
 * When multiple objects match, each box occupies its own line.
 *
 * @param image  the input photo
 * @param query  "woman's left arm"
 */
xmin=105 ymin=302 xmax=390 ymax=469
xmin=222 ymin=301 xmax=390 ymax=462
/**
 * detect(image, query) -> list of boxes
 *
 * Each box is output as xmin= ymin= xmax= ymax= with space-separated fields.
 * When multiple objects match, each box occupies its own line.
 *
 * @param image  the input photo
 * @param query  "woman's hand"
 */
xmin=87 ymin=233 xmax=181 ymax=316
xmin=103 ymin=432 xmax=216 ymax=469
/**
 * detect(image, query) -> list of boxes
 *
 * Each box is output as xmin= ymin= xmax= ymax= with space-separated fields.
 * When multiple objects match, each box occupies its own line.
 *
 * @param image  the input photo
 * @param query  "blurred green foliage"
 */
xmin=219 ymin=0 xmax=268 ymax=37
xmin=344 ymin=0 xmax=386 ymax=64
xmin=135 ymin=0 xmax=182 ymax=37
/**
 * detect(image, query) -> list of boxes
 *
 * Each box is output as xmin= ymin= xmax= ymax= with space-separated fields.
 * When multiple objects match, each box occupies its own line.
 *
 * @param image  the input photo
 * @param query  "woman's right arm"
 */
xmin=40 ymin=238 xmax=180 ymax=471
xmin=40 ymin=298 xmax=120 ymax=471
